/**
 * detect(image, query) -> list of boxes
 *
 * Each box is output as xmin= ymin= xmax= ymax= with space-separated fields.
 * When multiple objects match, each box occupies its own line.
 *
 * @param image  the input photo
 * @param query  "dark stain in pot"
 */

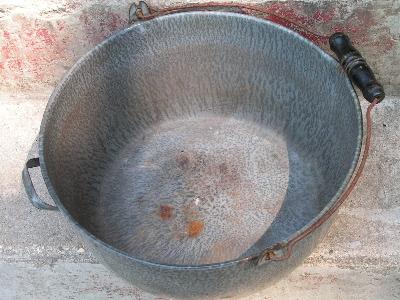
xmin=159 ymin=205 xmax=174 ymax=220
xmin=176 ymin=153 xmax=190 ymax=170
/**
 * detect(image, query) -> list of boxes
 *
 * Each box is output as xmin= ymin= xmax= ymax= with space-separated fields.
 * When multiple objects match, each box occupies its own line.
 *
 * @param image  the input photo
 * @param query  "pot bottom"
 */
xmin=92 ymin=114 xmax=324 ymax=265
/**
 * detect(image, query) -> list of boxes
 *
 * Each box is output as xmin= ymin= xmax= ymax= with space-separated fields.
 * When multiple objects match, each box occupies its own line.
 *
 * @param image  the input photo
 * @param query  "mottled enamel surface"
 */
xmin=39 ymin=12 xmax=362 ymax=298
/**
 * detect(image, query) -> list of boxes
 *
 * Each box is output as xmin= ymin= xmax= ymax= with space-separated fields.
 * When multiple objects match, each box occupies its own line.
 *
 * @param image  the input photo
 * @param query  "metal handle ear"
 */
xmin=22 ymin=157 xmax=58 ymax=211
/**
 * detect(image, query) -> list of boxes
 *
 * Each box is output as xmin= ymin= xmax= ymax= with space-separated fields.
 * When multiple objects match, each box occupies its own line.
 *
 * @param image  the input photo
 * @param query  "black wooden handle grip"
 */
xmin=329 ymin=32 xmax=385 ymax=103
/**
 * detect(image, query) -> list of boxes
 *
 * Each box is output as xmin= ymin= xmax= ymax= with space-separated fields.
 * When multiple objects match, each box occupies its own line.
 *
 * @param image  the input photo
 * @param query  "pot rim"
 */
xmin=39 ymin=11 xmax=363 ymax=270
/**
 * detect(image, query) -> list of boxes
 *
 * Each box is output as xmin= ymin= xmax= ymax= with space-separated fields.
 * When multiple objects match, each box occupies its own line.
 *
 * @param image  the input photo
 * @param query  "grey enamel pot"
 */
xmin=22 ymin=11 xmax=382 ymax=299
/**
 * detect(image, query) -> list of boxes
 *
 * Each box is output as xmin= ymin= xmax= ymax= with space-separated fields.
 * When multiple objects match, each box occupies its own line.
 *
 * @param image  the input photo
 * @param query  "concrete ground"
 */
xmin=0 ymin=89 xmax=399 ymax=299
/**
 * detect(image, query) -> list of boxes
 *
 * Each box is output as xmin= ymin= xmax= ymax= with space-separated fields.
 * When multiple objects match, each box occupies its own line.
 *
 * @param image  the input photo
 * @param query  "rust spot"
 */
xmin=187 ymin=220 xmax=204 ymax=238
xmin=218 ymin=162 xmax=228 ymax=174
xmin=216 ymin=162 xmax=241 ymax=190
xmin=176 ymin=153 xmax=190 ymax=169
xmin=159 ymin=205 xmax=174 ymax=220
xmin=264 ymin=250 xmax=276 ymax=260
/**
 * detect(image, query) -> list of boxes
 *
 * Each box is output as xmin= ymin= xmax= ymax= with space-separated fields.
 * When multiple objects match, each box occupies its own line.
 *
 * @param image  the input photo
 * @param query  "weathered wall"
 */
xmin=0 ymin=0 xmax=399 ymax=95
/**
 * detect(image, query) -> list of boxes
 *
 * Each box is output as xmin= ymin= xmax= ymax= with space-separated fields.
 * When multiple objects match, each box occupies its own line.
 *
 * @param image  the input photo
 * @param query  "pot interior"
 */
xmin=42 ymin=12 xmax=361 ymax=265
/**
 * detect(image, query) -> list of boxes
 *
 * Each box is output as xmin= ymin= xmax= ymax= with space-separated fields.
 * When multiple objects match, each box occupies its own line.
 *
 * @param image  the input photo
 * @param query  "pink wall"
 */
xmin=1 ymin=0 xmax=399 ymax=95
